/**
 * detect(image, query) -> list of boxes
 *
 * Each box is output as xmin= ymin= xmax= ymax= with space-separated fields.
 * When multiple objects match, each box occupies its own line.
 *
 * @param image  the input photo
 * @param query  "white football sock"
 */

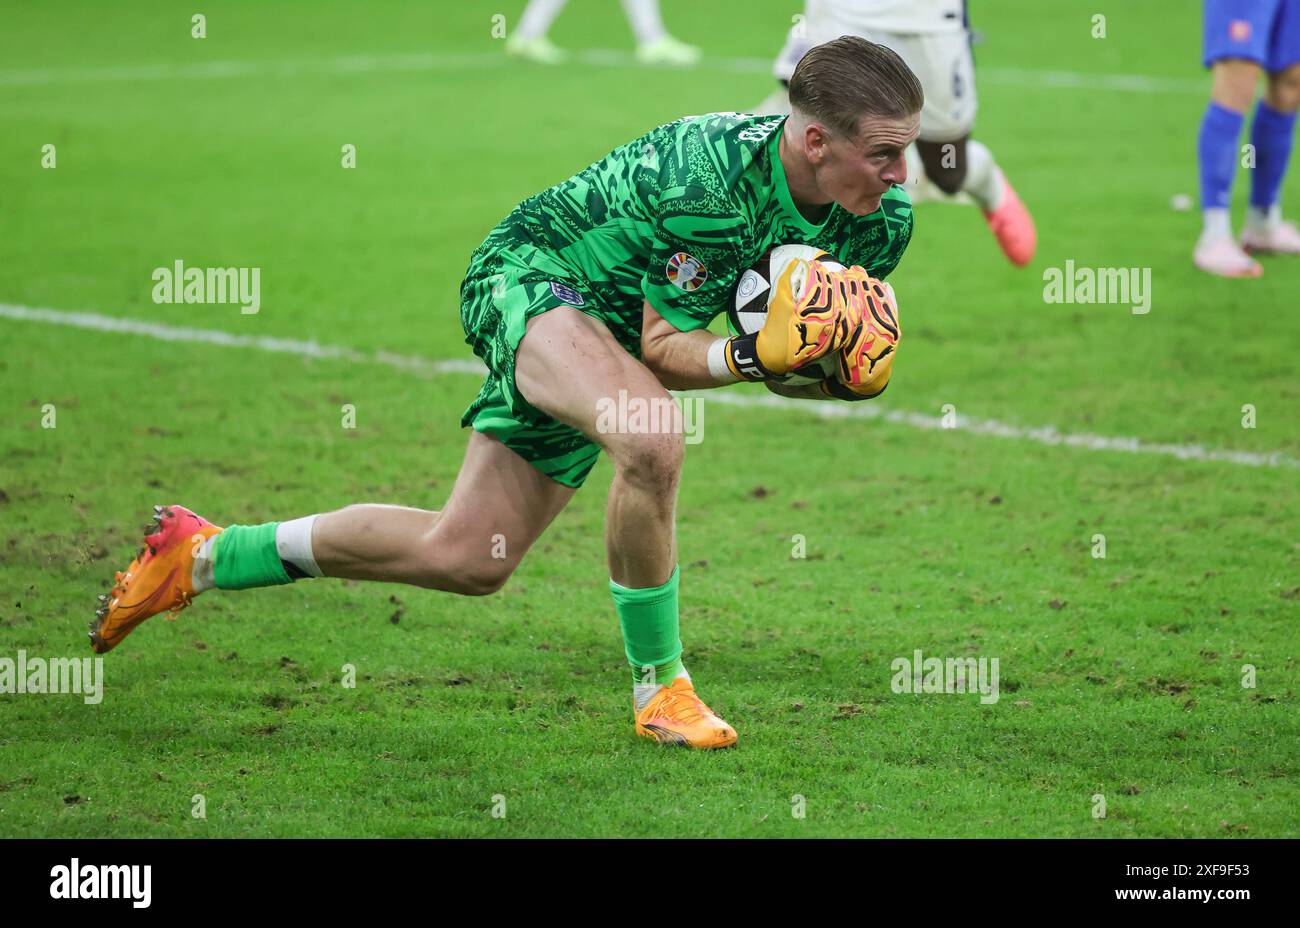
xmin=1246 ymin=204 xmax=1282 ymax=232
xmin=1201 ymin=208 xmax=1233 ymax=242
xmin=962 ymin=140 xmax=1004 ymax=211
xmin=633 ymin=667 xmax=690 ymax=711
xmin=275 ymin=515 xmax=323 ymax=578
xmin=633 ymin=682 xmax=660 ymax=711
xmin=620 ymin=0 xmax=667 ymax=45
xmin=515 ymin=0 xmax=568 ymax=40
xmin=191 ymin=535 xmax=219 ymax=593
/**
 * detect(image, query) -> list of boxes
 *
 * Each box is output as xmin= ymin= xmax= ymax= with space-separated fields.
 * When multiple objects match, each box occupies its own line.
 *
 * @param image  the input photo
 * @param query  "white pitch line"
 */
xmin=0 ymin=303 xmax=482 ymax=377
xmin=0 ymin=49 xmax=1205 ymax=96
xmin=3 ymin=303 xmax=1294 ymax=471
xmin=976 ymin=66 xmax=1203 ymax=96
xmin=692 ymin=390 xmax=1298 ymax=469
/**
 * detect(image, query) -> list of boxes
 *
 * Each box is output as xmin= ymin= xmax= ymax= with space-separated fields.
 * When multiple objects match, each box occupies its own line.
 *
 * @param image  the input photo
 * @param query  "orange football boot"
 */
xmin=635 ymin=676 xmax=738 ymax=749
xmin=89 ymin=505 xmax=223 ymax=654
xmin=983 ymin=175 xmax=1037 ymax=267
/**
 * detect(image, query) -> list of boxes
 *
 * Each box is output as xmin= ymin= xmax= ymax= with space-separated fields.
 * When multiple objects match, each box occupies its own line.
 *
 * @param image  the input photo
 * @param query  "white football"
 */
xmin=728 ymin=243 xmax=844 ymax=385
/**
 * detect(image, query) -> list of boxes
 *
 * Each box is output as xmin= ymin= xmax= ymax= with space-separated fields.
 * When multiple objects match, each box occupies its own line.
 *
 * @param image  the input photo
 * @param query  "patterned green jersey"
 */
xmin=468 ymin=112 xmax=913 ymax=356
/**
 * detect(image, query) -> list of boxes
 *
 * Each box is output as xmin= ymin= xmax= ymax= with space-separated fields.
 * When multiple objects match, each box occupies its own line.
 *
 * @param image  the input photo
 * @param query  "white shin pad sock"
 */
xmin=275 ymin=515 xmax=323 ymax=578
xmin=963 ymin=139 xmax=1003 ymax=211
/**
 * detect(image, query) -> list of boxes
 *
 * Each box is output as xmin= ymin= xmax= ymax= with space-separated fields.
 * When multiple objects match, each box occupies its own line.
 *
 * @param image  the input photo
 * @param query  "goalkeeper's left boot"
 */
xmin=634 ymin=676 xmax=737 ymax=749
xmin=89 ymin=505 xmax=222 ymax=654
xmin=982 ymin=174 xmax=1037 ymax=267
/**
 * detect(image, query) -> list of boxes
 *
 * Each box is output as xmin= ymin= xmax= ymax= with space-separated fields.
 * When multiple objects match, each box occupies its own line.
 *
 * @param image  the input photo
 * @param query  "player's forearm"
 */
xmin=641 ymin=328 xmax=736 ymax=391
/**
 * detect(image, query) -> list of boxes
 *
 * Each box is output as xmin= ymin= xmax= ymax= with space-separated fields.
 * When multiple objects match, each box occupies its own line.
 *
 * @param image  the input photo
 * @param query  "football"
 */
xmin=728 ymin=243 xmax=844 ymax=385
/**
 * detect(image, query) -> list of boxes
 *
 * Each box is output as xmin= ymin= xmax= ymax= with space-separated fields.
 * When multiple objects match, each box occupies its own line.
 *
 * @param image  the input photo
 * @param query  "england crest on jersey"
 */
xmin=549 ymin=281 xmax=586 ymax=307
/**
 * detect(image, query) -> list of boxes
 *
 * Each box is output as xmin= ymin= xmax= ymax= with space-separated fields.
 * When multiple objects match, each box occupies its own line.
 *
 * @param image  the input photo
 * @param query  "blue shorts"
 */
xmin=1204 ymin=0 xmax=1300 ymax=71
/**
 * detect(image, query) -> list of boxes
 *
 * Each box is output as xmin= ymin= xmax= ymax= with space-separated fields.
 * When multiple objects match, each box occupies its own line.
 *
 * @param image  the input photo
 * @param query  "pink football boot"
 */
xmin=983 ymin=175 xmax=1037 ymax=267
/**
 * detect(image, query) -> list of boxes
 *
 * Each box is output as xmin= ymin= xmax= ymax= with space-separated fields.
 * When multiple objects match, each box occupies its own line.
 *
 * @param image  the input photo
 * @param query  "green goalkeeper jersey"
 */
xmin=468 ymin=111 xmax=913 ymax=356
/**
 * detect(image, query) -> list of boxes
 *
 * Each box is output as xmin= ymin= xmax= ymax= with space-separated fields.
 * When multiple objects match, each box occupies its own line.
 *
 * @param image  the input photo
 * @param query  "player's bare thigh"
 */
xmin=314 ymin=307 xmax=677 ymax=594
xmin=313 ymin=430 xmax=575 ymax=593
xmin=515 ymin=306 xmax=684 ymax=474
xmin=515 ymin=306 xmax=683 ymax=588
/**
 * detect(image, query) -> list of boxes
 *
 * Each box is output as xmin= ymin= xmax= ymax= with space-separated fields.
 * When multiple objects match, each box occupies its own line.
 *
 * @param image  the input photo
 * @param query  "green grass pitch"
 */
xmin=1 ymin=0 xmax=1297 ymax=837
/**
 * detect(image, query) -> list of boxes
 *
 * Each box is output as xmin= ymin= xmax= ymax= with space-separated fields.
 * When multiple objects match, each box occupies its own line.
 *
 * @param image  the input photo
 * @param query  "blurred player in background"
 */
xmin=1195 ymin=0 xmax=1300 ymax=277
xmin=505 ymin=0 xmax=701 ymax=65
xmin=759 ymin=0 xmax=1036 ymax=267
xmin=91 ymin=38 xmax=915 ymax=751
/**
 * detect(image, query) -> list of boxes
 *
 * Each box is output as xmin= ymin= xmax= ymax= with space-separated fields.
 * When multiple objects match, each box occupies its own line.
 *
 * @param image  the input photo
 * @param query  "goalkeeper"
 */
xmin=91 ymin=37 xmax=919 ymax=750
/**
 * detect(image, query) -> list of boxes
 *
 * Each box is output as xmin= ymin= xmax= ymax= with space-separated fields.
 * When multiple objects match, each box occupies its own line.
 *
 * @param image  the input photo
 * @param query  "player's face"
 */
xmin=818 ymin=113 xmax=920 ymax=216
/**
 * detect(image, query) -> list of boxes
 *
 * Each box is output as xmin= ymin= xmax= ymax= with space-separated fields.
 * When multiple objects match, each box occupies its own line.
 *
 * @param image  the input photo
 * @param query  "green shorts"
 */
xmin=459 ymin=239 xmax=607 ymax=489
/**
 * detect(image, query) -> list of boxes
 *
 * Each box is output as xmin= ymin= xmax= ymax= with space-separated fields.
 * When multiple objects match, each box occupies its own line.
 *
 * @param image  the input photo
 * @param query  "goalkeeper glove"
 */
xmin=724 ymin=255 xmax=865 ymax=380
xmin=818 ymin=278 xmax=900 ymax=401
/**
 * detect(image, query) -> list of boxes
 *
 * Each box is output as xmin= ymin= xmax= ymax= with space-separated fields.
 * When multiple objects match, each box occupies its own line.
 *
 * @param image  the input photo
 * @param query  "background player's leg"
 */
xmin=1242 ymin=63 xmax=1300 ymax=252
xmin=310 ymin=431 xmax=576 ymax=594
xmin=621 ymin=0 xmax=701 ymax=65
xmin=1196 ymin=58 xmax=1264 ymax=275
xmin=504 ymin=0 xmax=570 ymax=64
xmin=754 ymin=80 xmax=793 ymax=117
xmin=513 ymin=0 xmax=567 ymax=40
xmin=916 ymin=137 xmax=969 ymax=197
xmin=915 ymin=136 xmax=996 ymax=208
xmin=918 ymin=135 xmax=1036 ymax=266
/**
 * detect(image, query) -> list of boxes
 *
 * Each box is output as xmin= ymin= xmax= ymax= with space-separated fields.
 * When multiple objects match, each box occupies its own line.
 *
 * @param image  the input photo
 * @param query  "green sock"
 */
xmin=610 ymin=565 xmax=684 ymax=687
xmin=211 ymin=523 xmax=292 ymax=590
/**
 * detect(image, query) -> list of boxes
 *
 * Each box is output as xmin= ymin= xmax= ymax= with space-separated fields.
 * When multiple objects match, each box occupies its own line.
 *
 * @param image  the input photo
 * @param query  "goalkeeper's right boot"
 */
xmin=89 ymin=505 xmax=222 ymax=654
xmin=634 ymin=676 xmax=738 ymax=750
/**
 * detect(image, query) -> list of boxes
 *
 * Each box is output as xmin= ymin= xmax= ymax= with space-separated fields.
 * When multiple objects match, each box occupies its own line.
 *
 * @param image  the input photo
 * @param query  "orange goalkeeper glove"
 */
xmin=724 ymin=254 xmax=865 ymax=380
xmin=818 ymin=278 xmax=900 ymax=401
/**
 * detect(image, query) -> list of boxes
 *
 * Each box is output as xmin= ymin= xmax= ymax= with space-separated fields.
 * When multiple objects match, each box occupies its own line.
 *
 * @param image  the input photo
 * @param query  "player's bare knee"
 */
xmin=408 ymin=525 xmax=519 ymax=595
xmin=1265 ymin=65 xmax=1300 ymax=112
xmin=610 ymin=430 xmax=683 ymax=493
xmin=1212 ymin=59 xmax=1263 ymax=112
xmin=452 ymin=560 xmax=514 ymax=596
xmin=411 ymin=551 xmax=515 ymax=596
